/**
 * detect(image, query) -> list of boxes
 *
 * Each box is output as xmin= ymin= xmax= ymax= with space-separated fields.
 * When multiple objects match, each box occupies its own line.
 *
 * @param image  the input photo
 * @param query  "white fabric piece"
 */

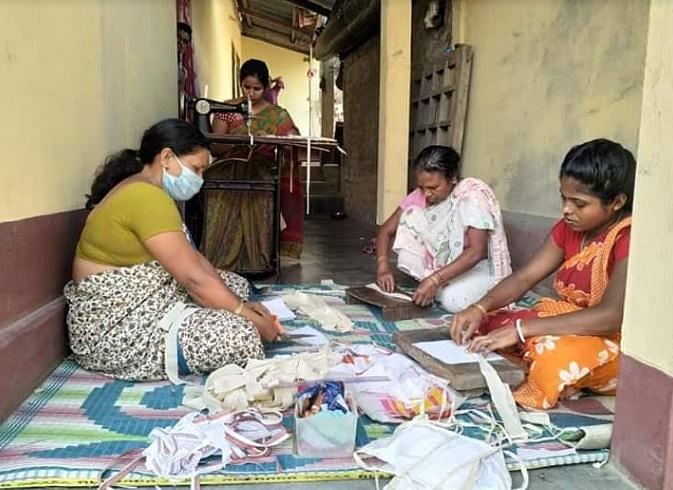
xmin=203 ymin=347 xmax=341 ymax=413
xmin=569 ymin=424 xmax=613 ymax=450
xmin=282 ymin=291 xmax=353 ymax=332
xmin=327 ymin=345 xmax=465 ymax=423
xmin=354 ymin=419 xmax=527 ymax=490
xmin=364 ymin=283 xmax=412 ymax=302
xmin=478 ymin=355 xmax=527 ymax=441
xmin=158 ymin=301 xmax=199 ymax=386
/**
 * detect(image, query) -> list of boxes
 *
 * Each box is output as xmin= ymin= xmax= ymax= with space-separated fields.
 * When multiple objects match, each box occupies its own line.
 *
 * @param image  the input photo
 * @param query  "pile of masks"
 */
xmin=354 ymin=417 xmax=527 ymax=490
xmin=194 ymin=347 xmax=341 ymax=413
xmin=327 ymin=345 xmax=465 ymax=423
xmin=99 ymin=408 xmax=289 ymax=490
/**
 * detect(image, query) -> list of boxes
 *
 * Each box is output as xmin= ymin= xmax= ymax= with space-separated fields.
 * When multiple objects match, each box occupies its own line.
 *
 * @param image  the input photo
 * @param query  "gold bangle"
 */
xmin=472 ymin=303 xmax=488 ymax=316
xmin=233 ymin=300 xmax=244 ymax=315
xmin=430 ymin=274 xmax=442 ymax=286
xmin=377 ymin=256 xmax=388 ymax=263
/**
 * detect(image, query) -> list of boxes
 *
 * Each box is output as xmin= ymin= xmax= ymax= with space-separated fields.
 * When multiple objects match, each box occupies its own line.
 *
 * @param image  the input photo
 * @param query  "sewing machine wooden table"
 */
xmin=187 ymin=133 xmax=339 ymax=277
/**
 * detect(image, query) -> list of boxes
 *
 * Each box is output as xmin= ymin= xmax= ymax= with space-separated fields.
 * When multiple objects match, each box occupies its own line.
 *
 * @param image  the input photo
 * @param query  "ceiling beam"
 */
xmin=291 ymin=6 xmax=297 ymax=43
xmin=240 ymin=0 xmax=253 ymax=27
xmin=242 ymin=27 xmax=309 ymax=55
xmin=283 ymin=0 xmax=331 ymax=17
xmin=240 ymin=7 xmax=312 ymax=39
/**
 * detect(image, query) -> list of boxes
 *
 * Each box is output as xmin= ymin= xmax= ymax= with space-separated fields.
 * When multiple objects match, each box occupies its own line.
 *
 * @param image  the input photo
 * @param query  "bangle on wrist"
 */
xmin=472 ymin=303 xmax=488 ymax=316
xmin=233 ymin=300 xmax=245 ymax=315
xmin=377 ymin=256 xmax=388 ymax=263
xmin=430 ymin=274 xmax=441 ymax=286
xmin=515 ymin=318 xmax=526 ymax=344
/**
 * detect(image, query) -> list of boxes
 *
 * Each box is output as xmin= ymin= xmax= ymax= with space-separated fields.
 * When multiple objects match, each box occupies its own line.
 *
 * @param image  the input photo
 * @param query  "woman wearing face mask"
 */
xmin=376 ymin=145 xmax=511 ymax=312
xmin=207 ymin=59 xmax=302 ymax=274
xmin=64 ymin=118 xmax=278 ymax=381
xmin=451 ymin=139 xmax=635 ymax=409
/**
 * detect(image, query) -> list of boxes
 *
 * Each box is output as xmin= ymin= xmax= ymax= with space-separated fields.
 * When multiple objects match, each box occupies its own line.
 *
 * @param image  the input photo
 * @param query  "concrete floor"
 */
xmin=46 ymin=217 xmax=641 ymax=490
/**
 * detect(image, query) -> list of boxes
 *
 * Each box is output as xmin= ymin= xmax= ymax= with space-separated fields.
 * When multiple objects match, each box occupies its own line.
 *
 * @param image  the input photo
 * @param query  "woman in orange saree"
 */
xmin=450 ymin=139 xmax=636 ymax=409
xmin=206 ymin=59 xmax=302 ymax=273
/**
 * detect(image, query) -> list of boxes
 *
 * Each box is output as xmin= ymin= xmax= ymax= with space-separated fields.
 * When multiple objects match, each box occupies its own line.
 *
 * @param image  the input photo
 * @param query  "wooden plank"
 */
xmin=393 ymin=327 xmax=525 ymax=391
xmin=449 ymin=45 xmax=473 ymax=154
xmin=344 ymin=286 xmax=431 ymax=321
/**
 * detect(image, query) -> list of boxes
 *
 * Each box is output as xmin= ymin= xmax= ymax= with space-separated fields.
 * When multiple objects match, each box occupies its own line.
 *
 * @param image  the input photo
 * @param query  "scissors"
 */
xmin=271 ymin=317 xmax=315 ymax=344
xmin=275 ymin=332 xmax=316 ymax=344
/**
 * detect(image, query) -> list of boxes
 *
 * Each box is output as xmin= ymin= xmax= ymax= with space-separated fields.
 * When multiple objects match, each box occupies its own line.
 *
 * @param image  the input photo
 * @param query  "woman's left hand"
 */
xmin=412 ymin=278 xmax=438 ymax=307
xmin=467 ymin=325 xmax=519 ymax=354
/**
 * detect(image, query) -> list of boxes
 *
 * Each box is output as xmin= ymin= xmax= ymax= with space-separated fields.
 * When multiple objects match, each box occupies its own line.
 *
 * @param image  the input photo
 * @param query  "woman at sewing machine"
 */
xmin=376 ymin=145 xmax=511 ymax=313
xmin=64 ymin=118 xmax=279 ymax=381
xmin=208 ymin=58 xmax=303 ymax=273
xmin=451 ymin=139 xmax=634 ymax=409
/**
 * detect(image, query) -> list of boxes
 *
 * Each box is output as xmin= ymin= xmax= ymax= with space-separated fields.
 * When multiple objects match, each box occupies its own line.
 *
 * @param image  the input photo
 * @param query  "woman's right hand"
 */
xmin=377 ymin=263 xmax=396 ymax=293
xmin=241 ymin=302 xmax=278 ymax=343
xmin=450 ymin=305 xmax=486 ymax=345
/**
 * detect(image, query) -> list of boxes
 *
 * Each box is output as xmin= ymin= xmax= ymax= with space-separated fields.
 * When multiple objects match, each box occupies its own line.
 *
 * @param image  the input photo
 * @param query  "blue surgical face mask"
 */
xmin=162 ymin=153 xmax=204 ymax=201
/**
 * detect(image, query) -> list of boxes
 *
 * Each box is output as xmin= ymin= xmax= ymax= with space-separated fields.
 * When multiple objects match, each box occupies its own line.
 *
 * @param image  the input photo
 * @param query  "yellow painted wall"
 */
xmin=0 ymin=0 xmax=177 ymax=223
xmin=191 ymin=0 xmax=242 ymax=100
xmin=621 ymin=0 xmax=673 ymax=377
xmin=453 ymin=0 xmax=649 ymax=218
xmin=241 ymin=37 xmax=319 ymax=136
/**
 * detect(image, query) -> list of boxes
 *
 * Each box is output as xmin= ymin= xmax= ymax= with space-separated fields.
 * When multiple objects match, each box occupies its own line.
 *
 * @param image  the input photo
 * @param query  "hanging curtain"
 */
xmin=176 ymin=0 xmax=199 ymax=102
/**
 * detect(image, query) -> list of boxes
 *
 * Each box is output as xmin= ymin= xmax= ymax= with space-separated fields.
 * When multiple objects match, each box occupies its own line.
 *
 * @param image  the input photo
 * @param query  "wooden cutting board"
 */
xmin=345 ymin=286 xmax=431 ymax=321
xmin=393 ymin=327 xmax=525 ymax=391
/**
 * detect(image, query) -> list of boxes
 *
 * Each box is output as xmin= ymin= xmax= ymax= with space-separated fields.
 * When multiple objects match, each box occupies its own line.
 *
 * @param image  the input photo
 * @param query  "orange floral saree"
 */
xmin=483 ymin=217 xmax=631 ymax=409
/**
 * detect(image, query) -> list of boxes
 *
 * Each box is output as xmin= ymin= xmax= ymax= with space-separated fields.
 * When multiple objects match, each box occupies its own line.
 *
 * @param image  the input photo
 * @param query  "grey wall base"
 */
xmin=502 ymin=211 xmax=557 ymax=297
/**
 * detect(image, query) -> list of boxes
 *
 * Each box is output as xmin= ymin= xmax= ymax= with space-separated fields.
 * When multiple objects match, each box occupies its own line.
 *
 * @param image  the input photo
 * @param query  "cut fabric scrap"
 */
xmin=478 ymin=355 xmax=528 ymax=441
xmin=328 ymin=345 xmax=465 ymax=423
xmin=282 ymin=291 xmax=354 ymax=332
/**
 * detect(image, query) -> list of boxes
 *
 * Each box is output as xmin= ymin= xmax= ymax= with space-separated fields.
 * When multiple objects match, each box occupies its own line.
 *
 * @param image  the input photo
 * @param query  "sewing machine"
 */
xmin=186 ymin=96 xmax=250 ymax=133
xmin=181 ymin=96 xmax=339 ymax=278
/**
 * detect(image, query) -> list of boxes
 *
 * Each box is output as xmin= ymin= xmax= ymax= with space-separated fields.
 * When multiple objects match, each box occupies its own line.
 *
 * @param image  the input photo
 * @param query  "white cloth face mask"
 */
xmin=354 ymin=420 xmax=527 ymax=490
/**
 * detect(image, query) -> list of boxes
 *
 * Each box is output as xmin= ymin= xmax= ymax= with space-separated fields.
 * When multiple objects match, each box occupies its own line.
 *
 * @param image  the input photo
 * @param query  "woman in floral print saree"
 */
xmin=451 ymin=139 xmax=635 ymax=409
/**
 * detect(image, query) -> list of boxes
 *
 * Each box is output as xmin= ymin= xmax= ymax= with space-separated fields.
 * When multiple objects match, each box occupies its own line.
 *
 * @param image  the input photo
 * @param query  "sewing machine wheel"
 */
xmin=195 ymin=99 xmax=210 ymax=115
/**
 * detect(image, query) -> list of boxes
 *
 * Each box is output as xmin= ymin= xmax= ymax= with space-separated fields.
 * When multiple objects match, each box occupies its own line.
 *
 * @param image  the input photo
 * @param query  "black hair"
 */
xmin=85 ymin=118 xmax=209 ymax=209
xmin=560 ymin=138 xmax=637 ymax=212
xmin=413 ymin=145 xmax=461 ymax=180
xmin=240 ymin=59 xmax=270 ymax=88
xmin=177 ymin=22 xmax=192 ymax=39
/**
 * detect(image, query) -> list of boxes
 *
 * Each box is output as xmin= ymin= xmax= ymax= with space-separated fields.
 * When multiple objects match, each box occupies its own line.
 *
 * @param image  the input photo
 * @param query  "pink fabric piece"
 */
xmin=399 ymin=188 xmax=426 ymax=210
